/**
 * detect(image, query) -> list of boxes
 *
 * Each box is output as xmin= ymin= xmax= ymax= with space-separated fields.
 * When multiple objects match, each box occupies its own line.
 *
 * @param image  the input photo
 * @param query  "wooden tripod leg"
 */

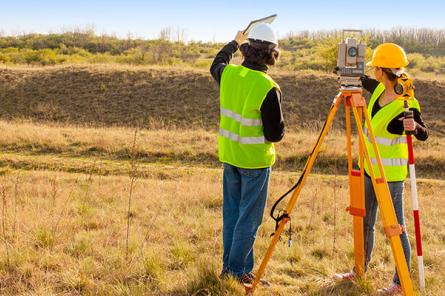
xmin=246 ymin=93 xmax=344 ymax=295
xmin=345 ymin=103 xmax=366 ymax=277
xmin=351 ymin=104 xmax=414 ymax=296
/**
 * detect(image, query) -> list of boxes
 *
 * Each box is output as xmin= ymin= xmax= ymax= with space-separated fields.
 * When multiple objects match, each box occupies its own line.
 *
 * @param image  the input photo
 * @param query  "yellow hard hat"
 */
xmin=366 ymin=43 xmax=409 ymax=68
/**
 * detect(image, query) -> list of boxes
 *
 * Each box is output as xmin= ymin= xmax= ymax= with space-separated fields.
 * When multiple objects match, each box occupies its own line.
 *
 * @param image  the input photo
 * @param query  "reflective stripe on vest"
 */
xmin=363 ymin=127 xmax=407 ymax=146
xmin=220 ymin=107 xmax=263 ymax=126
xmin=371 ymin=157 xmax=408 ymax=167
xmin=219 ymin=128 xmax=265 ymax=144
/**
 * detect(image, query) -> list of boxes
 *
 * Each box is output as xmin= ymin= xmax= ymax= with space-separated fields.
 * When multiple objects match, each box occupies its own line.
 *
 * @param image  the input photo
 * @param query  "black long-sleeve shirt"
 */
xmin=361 ymin=76 xmax=428 ymax=141
xmin=210 ymin=41 xmax=285 ymax=142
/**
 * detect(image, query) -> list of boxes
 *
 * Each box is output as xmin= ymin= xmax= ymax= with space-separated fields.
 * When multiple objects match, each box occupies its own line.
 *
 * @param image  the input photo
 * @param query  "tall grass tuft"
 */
xmin=126 ymin=128 xmax=139 ymax=260
xmin=0 ymin=186 xmax=10 ymax=267
xmin=12 ymin=175 xmax=20 ymax=243
xmin=186 ymin=259 xmax=244 ymax=296
xmin=143 ymin=251 xmax=165 ymax=286
xmin=34 ymin=227 xmax=55 ymax=249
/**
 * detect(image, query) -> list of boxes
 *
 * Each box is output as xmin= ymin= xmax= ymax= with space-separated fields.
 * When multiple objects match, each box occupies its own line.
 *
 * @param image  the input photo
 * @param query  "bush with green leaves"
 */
xmin=1 ymin=28 xmax=445 ymax=76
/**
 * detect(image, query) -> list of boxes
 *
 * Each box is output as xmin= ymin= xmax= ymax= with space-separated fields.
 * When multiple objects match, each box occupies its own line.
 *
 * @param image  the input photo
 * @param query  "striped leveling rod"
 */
xmin=404 ymin=101 xmax=426 ymax=293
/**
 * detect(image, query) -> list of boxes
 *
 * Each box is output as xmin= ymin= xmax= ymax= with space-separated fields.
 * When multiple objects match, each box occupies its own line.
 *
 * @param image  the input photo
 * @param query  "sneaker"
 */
xmin=378 ymin=283 xmax=402 ymax=295
xmin=238 ymin=272 xmax=271 ymax=286
xmin=333 ymin=271 xmax=356 ymax=281
xmin=238 ymin=273 xmax=254 ymax=284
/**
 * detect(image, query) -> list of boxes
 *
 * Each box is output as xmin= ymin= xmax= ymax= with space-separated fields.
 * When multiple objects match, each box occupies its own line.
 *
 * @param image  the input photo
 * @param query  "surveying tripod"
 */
xmin=245 ymin=87 xmax=414 ymax=295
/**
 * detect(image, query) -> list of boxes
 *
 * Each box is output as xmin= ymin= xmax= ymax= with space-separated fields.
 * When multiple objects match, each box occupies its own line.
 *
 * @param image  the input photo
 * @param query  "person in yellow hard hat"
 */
xmin=334 ymin=43 xmax=428 ymax=295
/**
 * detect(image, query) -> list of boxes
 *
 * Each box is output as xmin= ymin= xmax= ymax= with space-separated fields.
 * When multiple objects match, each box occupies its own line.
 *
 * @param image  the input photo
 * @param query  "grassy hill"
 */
xmin=1 ymin=65 xmax=444 ymax=135
xmin=0 ymin=65 xmax=444 ymax=179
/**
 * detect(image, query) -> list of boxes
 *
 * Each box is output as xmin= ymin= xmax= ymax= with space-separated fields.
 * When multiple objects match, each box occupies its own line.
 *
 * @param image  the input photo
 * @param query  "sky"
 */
xmin=1 ymin=0 xmax=445 ymax=42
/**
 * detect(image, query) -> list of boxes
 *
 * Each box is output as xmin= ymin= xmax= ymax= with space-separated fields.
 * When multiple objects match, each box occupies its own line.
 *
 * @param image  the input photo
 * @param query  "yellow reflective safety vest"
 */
xmin=363 ymin=83 xmax=420 ymax=181
xmin=218 ymin=64 xmax=279 ymax=169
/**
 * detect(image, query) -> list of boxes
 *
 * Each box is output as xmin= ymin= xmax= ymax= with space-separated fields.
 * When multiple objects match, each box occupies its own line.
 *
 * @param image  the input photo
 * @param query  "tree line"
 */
xmin=0 ymin=28 xmax=444 ymax=76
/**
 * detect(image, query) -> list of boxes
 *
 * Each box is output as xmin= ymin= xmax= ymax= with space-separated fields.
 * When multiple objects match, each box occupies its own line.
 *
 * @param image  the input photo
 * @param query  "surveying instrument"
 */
xmin=245 ymin=30 xmax=415 ymax=295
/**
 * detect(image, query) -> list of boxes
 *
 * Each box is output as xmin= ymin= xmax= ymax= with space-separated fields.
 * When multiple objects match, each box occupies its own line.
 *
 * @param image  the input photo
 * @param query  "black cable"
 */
xmin=269 ymin=103 xmax=335 ymax=235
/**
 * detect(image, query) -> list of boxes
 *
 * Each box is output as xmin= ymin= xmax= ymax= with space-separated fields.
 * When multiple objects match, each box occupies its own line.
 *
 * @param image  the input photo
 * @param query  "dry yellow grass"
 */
xmin=0 ymin=163 xmax=443 ymax=295
xmin=0 ymin=120 xmax=444 ymax=178
xmin=0 ymin=120 xmax=444 ymax=295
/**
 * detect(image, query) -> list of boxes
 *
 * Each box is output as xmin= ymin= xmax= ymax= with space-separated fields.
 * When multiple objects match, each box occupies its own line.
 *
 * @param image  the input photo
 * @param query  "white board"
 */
xmin=243 ymin=14 xmax=277 ymax=35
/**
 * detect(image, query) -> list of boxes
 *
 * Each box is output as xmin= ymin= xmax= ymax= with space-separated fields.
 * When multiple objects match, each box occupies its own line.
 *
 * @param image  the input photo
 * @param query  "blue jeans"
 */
xmin=363 ymin=175 xmax=411 ymax=285
xmin=222 ymin=163 xmax=271 ymax=277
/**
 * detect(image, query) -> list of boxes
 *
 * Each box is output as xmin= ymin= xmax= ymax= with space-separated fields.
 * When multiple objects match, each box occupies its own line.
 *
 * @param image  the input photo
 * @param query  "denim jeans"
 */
xmin=363 ymin=175 xmax=411 ymax=285
xmin=222 ymin=162 xmax=271 ymax=277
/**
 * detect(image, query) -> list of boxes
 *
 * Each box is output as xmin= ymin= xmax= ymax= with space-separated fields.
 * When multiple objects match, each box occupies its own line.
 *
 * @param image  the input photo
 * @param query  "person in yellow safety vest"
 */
xmin=209 ymin=23 xmax=285 ymax=285
xmin=334 ymin=43 xmax=429 ymax=295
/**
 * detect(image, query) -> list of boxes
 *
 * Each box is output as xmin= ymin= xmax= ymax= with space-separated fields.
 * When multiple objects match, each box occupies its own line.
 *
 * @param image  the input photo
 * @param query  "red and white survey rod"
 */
xmin=404 ymin=100 xmax=426 ymax=292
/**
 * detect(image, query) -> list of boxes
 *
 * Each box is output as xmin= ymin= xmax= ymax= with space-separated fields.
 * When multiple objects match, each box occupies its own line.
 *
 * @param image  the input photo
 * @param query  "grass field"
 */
xmin=0 ymin=120 xmax=443 ymax=179
xmin=0 ymin=63 xmax=444 ymax=295
xmin=0 ymin=119 xmax=444 ymax=295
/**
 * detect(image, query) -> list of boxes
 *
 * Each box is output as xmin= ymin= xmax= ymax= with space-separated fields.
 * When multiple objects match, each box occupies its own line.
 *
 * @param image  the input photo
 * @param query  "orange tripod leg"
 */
xmin=348 ymin=170 xmax=366 ymax=276
xmin=351 ymin=102 xmax=414 ymax=296
xmin=245 ymin=93 xmax=344 ymax=295
xmin=345 ymin=101 xmax=366 ymax=277
xmin=246 ymin=90 xmax=414 ymax=296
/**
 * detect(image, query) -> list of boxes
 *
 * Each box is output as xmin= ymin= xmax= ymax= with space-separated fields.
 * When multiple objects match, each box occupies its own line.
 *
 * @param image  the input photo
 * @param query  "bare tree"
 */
xmin=175 ymin=27 xmax=187 ymax=43
xmin=159 ymin=27 xmax=172 ymax=41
